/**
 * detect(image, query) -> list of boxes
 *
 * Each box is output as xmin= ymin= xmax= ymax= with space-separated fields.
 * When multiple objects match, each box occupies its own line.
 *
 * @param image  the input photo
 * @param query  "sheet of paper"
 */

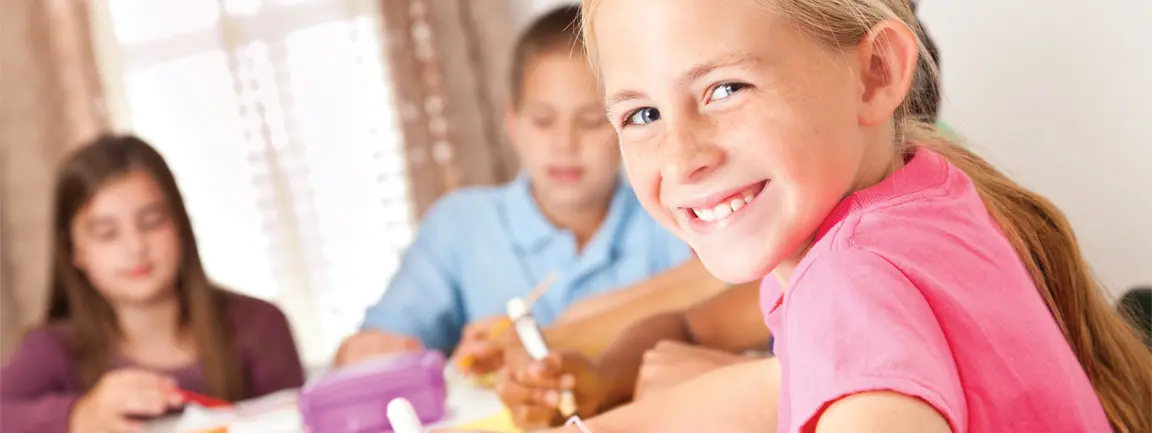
xmin=452 ymin=408 xmax=521 ymax=433
xmin=171 ymin=390 xmax=302 ymax=433
xmin=172 ymin=404 xmax=233 ymax=433
xmin=156 ymin=369 xmax=512 ymax=433
xmin=429 ymin=367 xmax=512 ymax=430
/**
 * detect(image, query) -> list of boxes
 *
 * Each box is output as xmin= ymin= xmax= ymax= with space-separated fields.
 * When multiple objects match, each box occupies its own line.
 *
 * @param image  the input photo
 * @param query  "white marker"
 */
xmin=507 ymin=298 xmax=578 ymax=417
xmin=386 ymin=397 xmax=425 ymax=433
xmin=507 ymin=298 xmax=549 ymax=359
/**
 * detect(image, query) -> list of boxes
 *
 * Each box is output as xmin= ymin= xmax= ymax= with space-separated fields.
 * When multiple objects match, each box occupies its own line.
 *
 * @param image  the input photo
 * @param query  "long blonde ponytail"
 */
xmin=907 ymin=125 xmax=1152 ymax=433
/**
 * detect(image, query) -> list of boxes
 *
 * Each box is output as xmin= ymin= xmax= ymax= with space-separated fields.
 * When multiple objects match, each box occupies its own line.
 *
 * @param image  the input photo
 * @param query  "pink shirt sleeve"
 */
xmin=783 ymin=249 xmax=967 ymax=432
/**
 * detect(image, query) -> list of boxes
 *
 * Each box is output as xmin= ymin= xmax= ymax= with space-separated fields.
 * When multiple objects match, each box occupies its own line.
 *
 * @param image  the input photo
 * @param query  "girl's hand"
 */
xmin=69 ymin=369 xmax=184 ymax=433
xmin=635 ymin=341 xmax=750 ymax=400
xmin=498 ymin=349 xmax=605 ymax=429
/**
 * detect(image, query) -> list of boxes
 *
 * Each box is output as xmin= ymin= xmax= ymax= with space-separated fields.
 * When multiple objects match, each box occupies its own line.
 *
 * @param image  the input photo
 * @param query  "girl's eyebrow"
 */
xmin=603 ymin=54 xmax=761 ymax=114
xmin=681 ymin=53 xmax=760 ymax=85
xmin=603 ymin=89 xmax=647 ymax=115
xmin=135 ymin=201 xmax=167 ymax=216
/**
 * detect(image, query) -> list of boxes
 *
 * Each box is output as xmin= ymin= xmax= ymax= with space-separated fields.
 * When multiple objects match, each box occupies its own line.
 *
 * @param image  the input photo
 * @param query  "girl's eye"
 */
xmin=92 ymin=226 xmax=117 ymax=242
xmin=531 ymin=117 xmax=555 ymax=128
xmin=625 ymin=107 xmax=661 ymax=127
xmin=139 ymin=208 xmax=169 ymax=230
xmin=709 ymin=82 xmax=749 ymax=102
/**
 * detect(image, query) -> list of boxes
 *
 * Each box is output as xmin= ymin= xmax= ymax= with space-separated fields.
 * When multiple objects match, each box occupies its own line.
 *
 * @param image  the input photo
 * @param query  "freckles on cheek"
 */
xmin=621 ymin=151 xmax=661 ymax=199
xmin=619 ymin=146 xmax=645 ymax=178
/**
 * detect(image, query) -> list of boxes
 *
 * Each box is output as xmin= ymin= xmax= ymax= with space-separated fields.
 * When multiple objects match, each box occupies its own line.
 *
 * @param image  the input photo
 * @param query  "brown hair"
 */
xmin=46 ymin=134 xmax=246 ymax=401
xmin=908 ymin=1 xmax=941 ymax=122
xmin=581 ymin=1 xmax=1152 ymax=431
xmin=509 ymin=5 xmax=584 ymax=108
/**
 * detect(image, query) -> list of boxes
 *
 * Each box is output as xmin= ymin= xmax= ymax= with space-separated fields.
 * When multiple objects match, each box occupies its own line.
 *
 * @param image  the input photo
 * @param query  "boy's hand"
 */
xmin=451 ymin=315 xmax=513 ymax=375
xmin=498 ymin=349 xmax=606 ymax=430
xmin=634 ymin=340 xmax=751 ymax=399
xmin=335 ymin=330 xmax=423 ymax=367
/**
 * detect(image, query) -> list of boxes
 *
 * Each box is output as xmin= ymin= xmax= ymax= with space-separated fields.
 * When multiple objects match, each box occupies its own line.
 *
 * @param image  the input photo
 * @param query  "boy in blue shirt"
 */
xmin=335 ymin=6 xmax=696 ymax=363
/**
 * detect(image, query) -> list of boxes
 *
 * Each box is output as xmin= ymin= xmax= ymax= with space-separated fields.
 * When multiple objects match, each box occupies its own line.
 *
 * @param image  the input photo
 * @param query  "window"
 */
xmin=93 ymin=0 xmax=414 ymax=364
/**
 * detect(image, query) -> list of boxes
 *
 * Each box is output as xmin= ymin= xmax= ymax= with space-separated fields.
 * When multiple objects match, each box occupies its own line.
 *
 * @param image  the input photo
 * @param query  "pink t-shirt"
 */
xmin=761 ymin=149 xmax=1111 ymax=433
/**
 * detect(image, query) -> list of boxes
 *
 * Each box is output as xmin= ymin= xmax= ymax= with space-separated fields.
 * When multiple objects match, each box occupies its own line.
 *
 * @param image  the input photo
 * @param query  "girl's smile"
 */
xmin=676 ymin=179 xmax=769 ymax=234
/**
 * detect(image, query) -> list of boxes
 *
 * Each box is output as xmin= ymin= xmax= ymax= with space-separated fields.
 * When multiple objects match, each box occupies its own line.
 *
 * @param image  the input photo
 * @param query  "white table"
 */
xmin=146 ymin=368 xmax=505 ymax=432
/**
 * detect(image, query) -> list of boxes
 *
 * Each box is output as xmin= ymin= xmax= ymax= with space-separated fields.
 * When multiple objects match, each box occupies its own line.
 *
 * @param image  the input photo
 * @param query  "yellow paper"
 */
xmin=453 ymin=408 xmax=521 ymax=433
xmin=472 ymin=372 xmax=499 ymax=389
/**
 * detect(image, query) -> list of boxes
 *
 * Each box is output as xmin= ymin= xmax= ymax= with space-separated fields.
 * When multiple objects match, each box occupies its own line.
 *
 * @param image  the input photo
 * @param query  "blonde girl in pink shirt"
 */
xmin=470 ymin=1 xmax=1152 ymax=432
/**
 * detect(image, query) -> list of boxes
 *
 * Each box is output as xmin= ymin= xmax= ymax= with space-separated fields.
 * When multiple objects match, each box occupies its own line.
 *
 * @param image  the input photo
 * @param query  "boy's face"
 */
xmin=508 ymin=51 xmax=620 ymax=213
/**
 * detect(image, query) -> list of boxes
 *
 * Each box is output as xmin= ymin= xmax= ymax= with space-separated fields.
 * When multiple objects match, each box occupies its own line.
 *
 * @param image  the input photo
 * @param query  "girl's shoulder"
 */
xmin=21 ymin=322 xmax=77 ymax=349
xmin=212 ymin=289 xmax=301 ymax=373
xmin=2 ymin=323 xmax=86 ymax=398
xmin=215 ymin=289 xmax=290 ymax=327
xmin=7 ymin=323 xmax=77 ymax=371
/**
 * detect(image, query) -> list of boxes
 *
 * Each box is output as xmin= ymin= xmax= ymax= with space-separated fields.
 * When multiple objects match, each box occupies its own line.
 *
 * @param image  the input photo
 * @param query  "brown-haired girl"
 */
xmin=1 ymin=134 xmax=305 ymax=433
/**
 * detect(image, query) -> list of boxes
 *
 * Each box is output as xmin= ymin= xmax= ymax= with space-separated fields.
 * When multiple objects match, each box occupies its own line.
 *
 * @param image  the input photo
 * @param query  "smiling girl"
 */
xmin=475 ymin=0 xmax=1152 ymax=432
xmin=1 ymin=135 xmax=304 ymax=433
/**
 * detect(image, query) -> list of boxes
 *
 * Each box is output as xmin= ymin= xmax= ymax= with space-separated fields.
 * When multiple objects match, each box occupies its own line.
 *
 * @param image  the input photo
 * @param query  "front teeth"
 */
xmin=693 ymin=194 xmax=755 ymax=222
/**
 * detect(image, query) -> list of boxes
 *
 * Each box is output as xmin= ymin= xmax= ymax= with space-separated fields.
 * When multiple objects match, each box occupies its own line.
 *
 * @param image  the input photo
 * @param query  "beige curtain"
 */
xmin=378 ymin=0 xmax=520 ymax=218
xmin=0 ymin=0 xmax=108 ymax=360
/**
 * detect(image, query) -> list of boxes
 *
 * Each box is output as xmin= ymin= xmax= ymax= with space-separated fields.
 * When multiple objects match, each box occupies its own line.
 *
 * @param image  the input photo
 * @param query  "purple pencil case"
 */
xmin=299 ymin=350 xmax=447 ymax=433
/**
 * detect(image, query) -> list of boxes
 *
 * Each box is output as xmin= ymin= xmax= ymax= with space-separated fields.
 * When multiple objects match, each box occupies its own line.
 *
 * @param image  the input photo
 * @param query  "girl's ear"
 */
xmin=855 ymin=18 xmax=920 ymax=127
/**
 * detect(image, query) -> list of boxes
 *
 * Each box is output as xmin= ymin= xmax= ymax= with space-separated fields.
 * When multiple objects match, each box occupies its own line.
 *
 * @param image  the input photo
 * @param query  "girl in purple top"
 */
xmin=1 ymin=134 xmax=304 ymax=433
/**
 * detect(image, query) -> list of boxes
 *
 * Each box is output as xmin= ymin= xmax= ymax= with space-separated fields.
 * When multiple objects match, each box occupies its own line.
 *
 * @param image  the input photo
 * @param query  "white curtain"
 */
xmin=91 ymin=0 xmax=415 ymax=365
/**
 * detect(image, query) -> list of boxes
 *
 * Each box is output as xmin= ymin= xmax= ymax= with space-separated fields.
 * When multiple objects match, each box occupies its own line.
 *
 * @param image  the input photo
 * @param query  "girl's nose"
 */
xmin=660 ymin=123 xmax=725 ymax=184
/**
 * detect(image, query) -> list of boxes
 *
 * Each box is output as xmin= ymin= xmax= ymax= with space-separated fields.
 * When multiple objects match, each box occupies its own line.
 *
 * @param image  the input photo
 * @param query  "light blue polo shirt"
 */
xmin=360 ymin=175 xmax=693 ymax=354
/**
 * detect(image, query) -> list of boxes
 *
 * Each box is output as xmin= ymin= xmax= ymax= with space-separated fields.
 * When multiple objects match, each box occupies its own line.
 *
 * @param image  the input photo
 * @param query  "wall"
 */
xmin=509 ymin=0 xmax=577 ymax=26
xmin=919 ymin=0 xmax=1152 ymax=297
xmin=513 ymin=0 xmax=1151 ymax=298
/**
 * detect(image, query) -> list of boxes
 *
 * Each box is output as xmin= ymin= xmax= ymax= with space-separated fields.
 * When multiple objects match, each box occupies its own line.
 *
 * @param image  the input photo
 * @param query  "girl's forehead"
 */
xmin=591 ymin=0 xmax=796 ymax=87
xmin=82 ymin=172 xmax=164 ymax=215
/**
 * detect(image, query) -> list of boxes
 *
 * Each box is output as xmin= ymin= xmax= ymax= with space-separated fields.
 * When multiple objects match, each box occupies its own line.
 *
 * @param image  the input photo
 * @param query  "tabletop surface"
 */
xmin=145 ymin=368 xmax=506 ymax=433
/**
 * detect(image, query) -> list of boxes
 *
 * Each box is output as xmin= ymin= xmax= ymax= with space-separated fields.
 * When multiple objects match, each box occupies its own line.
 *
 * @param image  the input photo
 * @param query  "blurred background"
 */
xmin=1 ymin=0 xmax=1149 ymax=367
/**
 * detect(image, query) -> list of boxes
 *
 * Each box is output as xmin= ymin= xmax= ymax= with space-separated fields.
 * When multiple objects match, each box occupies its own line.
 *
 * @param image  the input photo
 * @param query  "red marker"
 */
xmin=179 ymin=389 xmax=232 ymax=409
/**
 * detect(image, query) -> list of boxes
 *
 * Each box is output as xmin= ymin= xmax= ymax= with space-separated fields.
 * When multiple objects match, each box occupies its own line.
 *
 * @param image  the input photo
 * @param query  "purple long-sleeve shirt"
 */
xmin=0 ymin=292 xmax=305 ymax=433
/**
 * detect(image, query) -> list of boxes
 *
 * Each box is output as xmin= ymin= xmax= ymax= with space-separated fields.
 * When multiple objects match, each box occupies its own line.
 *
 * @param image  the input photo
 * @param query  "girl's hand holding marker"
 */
xmin=507 ymin=298 xmax=578 ymax=417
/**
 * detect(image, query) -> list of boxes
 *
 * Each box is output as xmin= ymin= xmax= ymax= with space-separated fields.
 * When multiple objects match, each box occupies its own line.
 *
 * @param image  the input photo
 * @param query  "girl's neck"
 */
xmin=850 ymin=128 xmax=907 ymax=198
xmin=773 ymin=133 xmax=905 ymax=288
xmin=115 ymin=295 xmax=181 ymax=342
xmin=113 ymin=294 xmax=195 ymax=367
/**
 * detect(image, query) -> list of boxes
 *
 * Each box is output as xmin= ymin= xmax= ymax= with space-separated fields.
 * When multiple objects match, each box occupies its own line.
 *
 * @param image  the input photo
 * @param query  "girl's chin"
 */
xmin=108 ymin=288 xmax=179 ymax=308
xmin=696 ymin=251 xmax=776 ymax=284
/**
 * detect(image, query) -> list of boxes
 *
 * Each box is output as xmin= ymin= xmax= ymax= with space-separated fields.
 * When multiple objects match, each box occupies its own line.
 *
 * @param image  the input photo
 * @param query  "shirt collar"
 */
xmin=503 ymin=173 xmax=636 ymax=254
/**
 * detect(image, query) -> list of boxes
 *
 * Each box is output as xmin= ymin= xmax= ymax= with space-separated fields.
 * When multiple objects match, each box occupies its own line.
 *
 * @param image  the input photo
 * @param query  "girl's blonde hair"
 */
xmin=580 ymin=1 xmax=1152 ymax=431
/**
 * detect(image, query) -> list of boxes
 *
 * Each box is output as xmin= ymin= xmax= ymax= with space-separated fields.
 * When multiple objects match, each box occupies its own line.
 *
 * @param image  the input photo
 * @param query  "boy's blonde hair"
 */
xmin=580 ymin=1 xmax=1152 ymax=431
